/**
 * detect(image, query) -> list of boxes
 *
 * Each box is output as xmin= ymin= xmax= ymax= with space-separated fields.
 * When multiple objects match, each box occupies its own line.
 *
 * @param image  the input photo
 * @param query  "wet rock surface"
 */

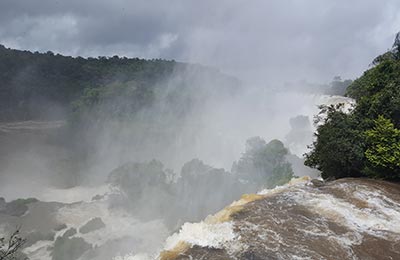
xmin=79 ymin=217 xmax=105 ymax=234
xmin=0 ymin=193 xmax=168 ymax=260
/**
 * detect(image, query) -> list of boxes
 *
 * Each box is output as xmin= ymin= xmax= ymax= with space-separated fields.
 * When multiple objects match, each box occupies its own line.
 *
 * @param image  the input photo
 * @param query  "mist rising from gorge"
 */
xmin=0 ymin=53 xmax=335 ymax=259
xmin=1 ymin=1 xmax=398 ymax=259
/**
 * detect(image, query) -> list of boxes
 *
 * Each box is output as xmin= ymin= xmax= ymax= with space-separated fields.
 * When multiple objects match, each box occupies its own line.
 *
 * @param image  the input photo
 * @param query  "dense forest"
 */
xmin=305 ymin=34 xmax=400 ymax=181
xmin=0 ymin=44 xmax=238 ymax=122
xmin=0 ymin=44 xmax=243 ymax=190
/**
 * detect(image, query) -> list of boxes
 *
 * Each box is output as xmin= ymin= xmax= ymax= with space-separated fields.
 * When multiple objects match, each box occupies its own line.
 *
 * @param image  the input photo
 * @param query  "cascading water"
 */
xmin=0 ymin=93 xmax=360 ymax=260
xmin=157 ymin=177 xmax=400 ymax=260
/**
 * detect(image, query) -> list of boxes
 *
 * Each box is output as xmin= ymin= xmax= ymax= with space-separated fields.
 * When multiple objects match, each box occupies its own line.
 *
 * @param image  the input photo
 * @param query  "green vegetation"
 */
xmin=364 ymin=116 xmax=400 ymax=179
xmin=0 ymin=45 xmax=236 ymax=121
xmin=175 ymin=159 xmax=240 ymax=222
xmin=0 ymin=45 xmax=160 ymax=119
xmin=107 ymin=159 xmax=170 ymax=201
xmin=107 ymin=138 xmax=294 ymax=226
xmin=328 ymin=76 xmax=354 ymax=96
xmin=70 ymin=80 xmax=155 ymax=124
xmin=233 ymin=137 xmax=295 ymax=188
xmin=107 ymin=160 xmax=174 ymax=221
xmin=305 ymin=35 xmax=400 ymax=181
xmin=68 ymin=63 xmax=239 ymax=130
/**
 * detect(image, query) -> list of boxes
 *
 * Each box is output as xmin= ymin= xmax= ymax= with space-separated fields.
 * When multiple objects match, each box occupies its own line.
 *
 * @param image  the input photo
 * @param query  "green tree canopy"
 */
xmin=233 ymin=137 xmax=294 ymax=188
xmin=305 ymin=33 xmax=400 ymax=181
xmin=364 ymin=116 xmax=400 ymax=179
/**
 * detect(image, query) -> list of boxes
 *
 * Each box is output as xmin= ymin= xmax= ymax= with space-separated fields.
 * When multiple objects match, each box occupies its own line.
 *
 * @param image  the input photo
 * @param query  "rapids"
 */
xmin=159 ymin=177 xmax=400 ymax=260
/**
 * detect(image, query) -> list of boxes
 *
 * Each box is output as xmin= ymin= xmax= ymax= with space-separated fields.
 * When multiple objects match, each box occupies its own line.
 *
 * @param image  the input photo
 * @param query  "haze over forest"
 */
xmin=1 ymin=0 xmax=399 ymax=83
xmin=0 ymin=1 xmax=400 ymax=260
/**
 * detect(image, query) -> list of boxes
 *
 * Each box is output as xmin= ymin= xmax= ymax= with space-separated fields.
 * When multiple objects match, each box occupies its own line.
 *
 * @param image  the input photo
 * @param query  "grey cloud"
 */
xmin=0 ymin=0 xmax=399 ymax=82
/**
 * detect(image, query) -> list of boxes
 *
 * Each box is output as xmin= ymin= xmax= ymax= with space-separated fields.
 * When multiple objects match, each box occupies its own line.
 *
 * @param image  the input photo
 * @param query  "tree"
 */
xmin=233 ymin=137 xmax=294 ymax=188
xmin=364 ymin=116 xmax=400 ymax=179
xmin=393 ymin=31 xmax=400 ymax=59
xmin=0 ymin=229 xmax=26 ymax=260
xmin=0 ymin=44 xmax=178 ymax=121
xmin=304 ymin=105 xmax=365 ymax=180
xmin=107 ymin=160 xmax=175 ymax=221
xmin=372 ymin=31 xmax=400 ymax=65
xmin=305 ymin=33 xmax=400 ymax=181
xmin=173 ymin=159 xmax=240 ymax=222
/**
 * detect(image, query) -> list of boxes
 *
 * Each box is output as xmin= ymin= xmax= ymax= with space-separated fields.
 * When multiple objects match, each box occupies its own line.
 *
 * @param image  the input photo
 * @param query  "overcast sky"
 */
xmin=1 ymin=0 xmax=399 ymax=84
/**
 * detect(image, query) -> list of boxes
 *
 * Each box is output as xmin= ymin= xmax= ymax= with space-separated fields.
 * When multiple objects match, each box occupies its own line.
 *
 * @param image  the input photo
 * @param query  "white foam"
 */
xmin=113 ymin=253 xmax=152 ymax=260
xmin=257 ymin=176 xmax=311 ymax=195
xmin=55 ymin=199 xmax=169 ymax=249
xmin=39 ymin=184 xmax=111 ymax=203
xmin=294 ymin=184 xmax=400 ymax=237
xmin=164 ymin=221 xmax=236 ymax=250
xmin=22 ymin=240 xmax=53 ymax=260
xmin=313 ymin=95 xmax=355 ymax=113
xmin=22 ymin=197 xmax=168 ymax=260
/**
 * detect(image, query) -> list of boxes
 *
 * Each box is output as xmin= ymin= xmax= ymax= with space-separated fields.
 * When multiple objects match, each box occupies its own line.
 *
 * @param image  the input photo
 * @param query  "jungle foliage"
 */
xmin=0 ymin=44 xmax=223 ymax=122
xmin=305 ymin=34 xmax=400 ymax=180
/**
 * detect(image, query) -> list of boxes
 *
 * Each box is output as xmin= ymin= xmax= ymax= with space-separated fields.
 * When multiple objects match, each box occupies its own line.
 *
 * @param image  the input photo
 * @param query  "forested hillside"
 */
xmin=0 ymin=44 xmax=238 ymax=121
xmin=305 ymin=34 xmax=400 ymax=180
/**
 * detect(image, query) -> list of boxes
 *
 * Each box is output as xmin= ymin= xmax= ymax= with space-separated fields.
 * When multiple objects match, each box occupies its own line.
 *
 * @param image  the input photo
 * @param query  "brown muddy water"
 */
xmin=161 ymin=178 xmax=400 ymax=260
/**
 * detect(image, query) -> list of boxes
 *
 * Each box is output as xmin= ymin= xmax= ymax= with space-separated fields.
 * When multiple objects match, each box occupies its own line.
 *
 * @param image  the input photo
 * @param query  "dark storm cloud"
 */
xmin=0 ymin=0 xmax=399 ymax=82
